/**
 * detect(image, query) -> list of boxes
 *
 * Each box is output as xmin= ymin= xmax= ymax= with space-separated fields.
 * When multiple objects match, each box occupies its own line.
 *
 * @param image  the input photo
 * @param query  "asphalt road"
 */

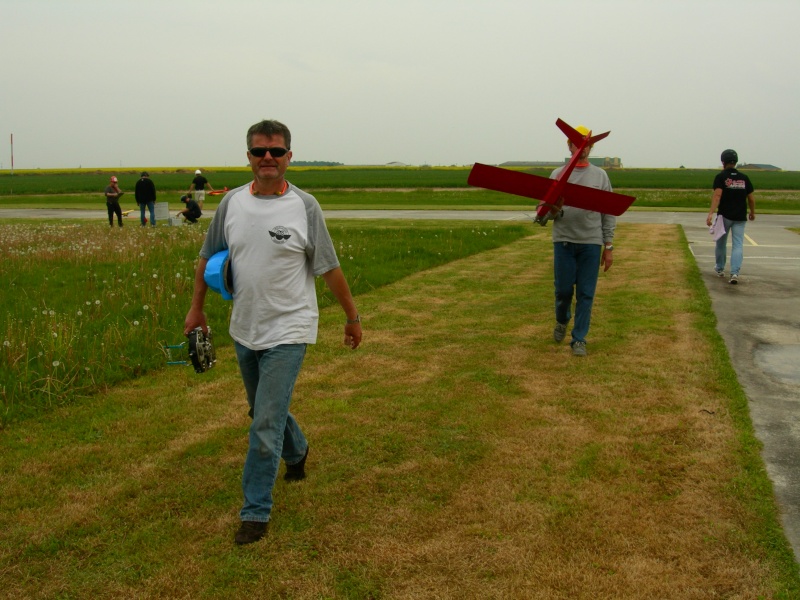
xmin=3 ymin=207 xmax=800 ymax=561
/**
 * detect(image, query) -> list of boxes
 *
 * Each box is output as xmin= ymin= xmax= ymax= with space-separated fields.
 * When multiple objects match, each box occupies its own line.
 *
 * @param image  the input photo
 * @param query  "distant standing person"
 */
xmin=104 ymin=175 xmax=124 ymax=228
xmin=706 ymin=149 xmax=756 ymax=285
xmin=134 ymin=171 xmax=157 ymax=227
xmin=178 ymin=194 xmax=202 ymax=223
xmin=189 ymin=169 xmax=215 ymax=210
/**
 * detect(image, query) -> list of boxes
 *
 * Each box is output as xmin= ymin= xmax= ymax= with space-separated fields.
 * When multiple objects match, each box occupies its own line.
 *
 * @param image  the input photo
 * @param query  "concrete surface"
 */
xmin=2 ymin=207 xmax=800 ymax=561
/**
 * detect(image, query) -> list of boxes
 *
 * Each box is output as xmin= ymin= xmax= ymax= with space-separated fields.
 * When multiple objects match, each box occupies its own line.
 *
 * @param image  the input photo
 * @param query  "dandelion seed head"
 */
xmin=52 ymin=360 xmax=60 ymax=367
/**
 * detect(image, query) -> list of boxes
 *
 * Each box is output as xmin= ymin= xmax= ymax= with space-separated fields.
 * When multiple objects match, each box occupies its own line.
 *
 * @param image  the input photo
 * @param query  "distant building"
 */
xmin=588 ymin=157 xmax=623 ymax=168
xmin=500 ymin=157 xmax=623 ymax=169
xmin=739 ymin=163 xmax=781 ymax=171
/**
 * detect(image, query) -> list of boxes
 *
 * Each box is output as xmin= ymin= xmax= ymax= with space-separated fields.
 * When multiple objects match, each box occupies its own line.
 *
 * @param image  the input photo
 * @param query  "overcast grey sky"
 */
xmin=2 ymin=0 xmax=799 ymax=170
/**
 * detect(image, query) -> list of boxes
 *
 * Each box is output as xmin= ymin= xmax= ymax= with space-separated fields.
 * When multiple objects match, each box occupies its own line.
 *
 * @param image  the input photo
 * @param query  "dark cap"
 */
xmin=140 ymin=171 xmax=149 ymax=177
xmin=720 ymin=149 xmax=738 ymax=165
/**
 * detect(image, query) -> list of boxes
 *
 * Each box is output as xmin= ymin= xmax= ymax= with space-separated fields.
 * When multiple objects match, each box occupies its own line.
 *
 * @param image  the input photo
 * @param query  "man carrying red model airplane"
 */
xmin=467 ymin=118 xmax=634 ymax=357
xmin=548 ymin=124 xmax=616 ymax=357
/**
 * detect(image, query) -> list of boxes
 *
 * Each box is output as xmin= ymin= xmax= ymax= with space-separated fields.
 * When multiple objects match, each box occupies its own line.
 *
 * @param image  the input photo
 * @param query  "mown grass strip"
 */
xmin=1 ymin=223 xmax=797 ymax=598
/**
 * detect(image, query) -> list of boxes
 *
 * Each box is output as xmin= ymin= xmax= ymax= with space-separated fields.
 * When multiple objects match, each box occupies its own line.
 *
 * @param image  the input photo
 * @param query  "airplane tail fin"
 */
xmin=556 ymin=118 xmax=610 ymax=146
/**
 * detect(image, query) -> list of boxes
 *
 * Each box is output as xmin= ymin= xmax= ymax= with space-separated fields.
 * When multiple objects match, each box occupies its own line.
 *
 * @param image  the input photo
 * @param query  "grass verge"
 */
xmin=0 ymin=223 xmax=798 ymax=598
xmin=1 ymin=188 xmax=800 ymax=213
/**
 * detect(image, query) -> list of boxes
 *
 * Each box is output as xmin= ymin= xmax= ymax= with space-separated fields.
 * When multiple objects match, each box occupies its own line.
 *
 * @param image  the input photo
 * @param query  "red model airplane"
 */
xmin=208 ymin=187 xmax=229 ymax=196
xmin=467 ymin=119 xmax=636 ymax=225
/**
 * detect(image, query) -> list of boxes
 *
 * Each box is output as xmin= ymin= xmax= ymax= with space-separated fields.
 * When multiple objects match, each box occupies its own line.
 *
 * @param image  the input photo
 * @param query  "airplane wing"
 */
xmin=559 ymin=181 xmax=635 ymax=216
xmin=467 ymin=163 xmax=553 ymax=200
xmin=467 ymin=163 xmax=635 ymax=217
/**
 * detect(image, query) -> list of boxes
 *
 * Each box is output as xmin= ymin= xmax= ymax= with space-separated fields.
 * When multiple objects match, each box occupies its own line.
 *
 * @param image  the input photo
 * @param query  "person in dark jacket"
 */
xmin=134 ymin=171 xmax=157 ymax=227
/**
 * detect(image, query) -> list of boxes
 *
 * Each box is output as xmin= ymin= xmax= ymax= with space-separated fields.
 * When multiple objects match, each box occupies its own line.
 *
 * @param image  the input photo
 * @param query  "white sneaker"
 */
xmin=729 ymin=274 xmax=739 ymax=285
xmin=715 ymin=269 xmax=725 ymax=277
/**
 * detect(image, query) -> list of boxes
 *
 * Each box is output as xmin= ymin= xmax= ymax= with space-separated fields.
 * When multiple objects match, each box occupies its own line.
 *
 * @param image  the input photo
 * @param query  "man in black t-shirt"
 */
xmin=706 ymin=149 xmax=755 ymax=284
xmin=178 ymin=194 xmax=202 ymax=224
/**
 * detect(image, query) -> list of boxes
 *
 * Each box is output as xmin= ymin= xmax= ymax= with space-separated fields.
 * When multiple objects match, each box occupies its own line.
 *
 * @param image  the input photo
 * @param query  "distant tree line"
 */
xmin=291 ymin=160 xmax=344 ymax=167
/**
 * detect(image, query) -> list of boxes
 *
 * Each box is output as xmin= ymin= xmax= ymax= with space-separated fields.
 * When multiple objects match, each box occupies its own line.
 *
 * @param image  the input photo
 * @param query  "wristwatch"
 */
xmin=604 ymin=244 xmax=614 ymax=251
xmin=346 ymin=315 xmax=361 ymax=324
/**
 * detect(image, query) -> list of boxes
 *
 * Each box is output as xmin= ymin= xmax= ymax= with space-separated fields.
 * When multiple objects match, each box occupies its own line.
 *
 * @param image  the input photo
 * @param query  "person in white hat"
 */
xmin=188 ymin=169 xmax=215 ymax=210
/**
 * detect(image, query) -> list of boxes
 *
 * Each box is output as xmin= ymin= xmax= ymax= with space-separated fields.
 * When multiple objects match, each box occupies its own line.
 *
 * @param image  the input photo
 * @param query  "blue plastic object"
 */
xmin=204 ymin=249 xmax=233 ymax=300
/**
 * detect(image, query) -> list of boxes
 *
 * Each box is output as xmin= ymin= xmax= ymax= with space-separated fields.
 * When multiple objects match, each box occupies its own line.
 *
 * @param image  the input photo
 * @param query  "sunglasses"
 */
xmin=249 ymin=146 xmax=289 ymax=158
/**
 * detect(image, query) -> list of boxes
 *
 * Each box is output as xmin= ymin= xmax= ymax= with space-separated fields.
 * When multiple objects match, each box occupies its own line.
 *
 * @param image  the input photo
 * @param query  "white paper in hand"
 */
xmin=710 ymin=215 xmax=726 ymax=241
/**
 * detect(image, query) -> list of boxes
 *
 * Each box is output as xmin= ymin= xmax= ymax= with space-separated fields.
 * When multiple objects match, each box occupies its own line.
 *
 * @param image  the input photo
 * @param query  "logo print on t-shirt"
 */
xmin=269 ymin=226 xmax=292 ymax=244
xmin=725 ymin=178 xmax=746 ymax=190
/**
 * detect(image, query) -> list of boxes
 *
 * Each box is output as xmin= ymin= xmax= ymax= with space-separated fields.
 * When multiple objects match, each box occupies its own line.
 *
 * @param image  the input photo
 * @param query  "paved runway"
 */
xmin=3 ymin=207 xmax=800 ymax=561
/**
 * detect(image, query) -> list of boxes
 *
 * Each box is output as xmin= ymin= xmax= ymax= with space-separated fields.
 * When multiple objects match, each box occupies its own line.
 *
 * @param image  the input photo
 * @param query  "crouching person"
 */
xmin=178 ymin=194 xmax=202 ymax=223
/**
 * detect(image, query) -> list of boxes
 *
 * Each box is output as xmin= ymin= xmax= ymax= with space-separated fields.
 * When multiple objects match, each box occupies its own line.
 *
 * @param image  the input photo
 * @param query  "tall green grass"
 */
xmin=0 ymin=220 xmax=529 ymax=426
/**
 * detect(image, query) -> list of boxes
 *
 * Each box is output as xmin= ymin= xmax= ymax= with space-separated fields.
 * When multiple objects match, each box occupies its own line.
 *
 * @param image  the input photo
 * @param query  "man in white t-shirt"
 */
xmin=184 ymin=119 xmax=362 ymax=545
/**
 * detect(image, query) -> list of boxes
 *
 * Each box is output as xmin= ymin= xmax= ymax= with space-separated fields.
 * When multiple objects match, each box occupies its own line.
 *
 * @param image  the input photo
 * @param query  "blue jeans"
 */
xmin=715 ymin=218 xmax=746 ymax=276
xmin=553 ymin=242 xmax=602 ymax=345
xmin=140 ymin=201 xmax=155 ymax=226
xmin=234 ymin=341 xmax=308 ymax=522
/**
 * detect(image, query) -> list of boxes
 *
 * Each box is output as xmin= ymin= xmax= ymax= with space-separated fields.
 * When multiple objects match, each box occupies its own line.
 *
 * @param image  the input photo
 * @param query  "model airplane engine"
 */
xmin=187 ymin=327 xmax=216 ymax=373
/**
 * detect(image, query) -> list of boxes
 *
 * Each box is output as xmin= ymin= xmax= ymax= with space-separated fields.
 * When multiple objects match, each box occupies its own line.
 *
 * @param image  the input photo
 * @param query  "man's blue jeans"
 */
xmin=234 ymin=341 xmax=308 ymax=523
xmin=715 ymin=218 xmax=746 ymax=276
xmin=140 ymin=201 xmax=155 ymax=226
xmin=553 ymin=242 xmax=602 ymax=345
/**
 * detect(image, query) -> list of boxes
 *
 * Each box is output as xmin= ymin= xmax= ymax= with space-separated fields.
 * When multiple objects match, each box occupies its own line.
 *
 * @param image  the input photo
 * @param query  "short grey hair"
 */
xmin=246 ymin=119 xmax=292 ymax=150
